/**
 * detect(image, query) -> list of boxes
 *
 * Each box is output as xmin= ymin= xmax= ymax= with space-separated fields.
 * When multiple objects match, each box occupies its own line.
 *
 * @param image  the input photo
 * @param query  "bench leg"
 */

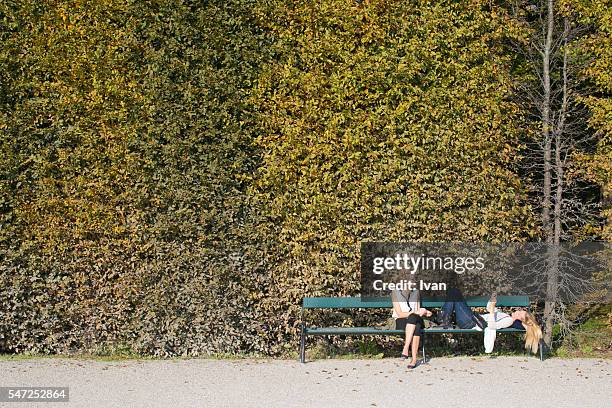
xmin=421 ymin=335 xmax=426 ymax=364
xmin=539 ymin=339 xmax=545 ymax=362
xmin=300 ymin=330 xmax=306 ymax=363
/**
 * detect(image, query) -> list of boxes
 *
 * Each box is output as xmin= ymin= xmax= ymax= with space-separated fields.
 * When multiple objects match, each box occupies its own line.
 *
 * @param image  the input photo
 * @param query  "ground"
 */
xmin=1 ymin=357 xmax=610 ymax=407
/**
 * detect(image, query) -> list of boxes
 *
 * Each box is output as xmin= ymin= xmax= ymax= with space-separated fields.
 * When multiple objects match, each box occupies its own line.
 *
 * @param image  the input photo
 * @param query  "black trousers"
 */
xmin=395 ymin=314 xmax=424 ymax=336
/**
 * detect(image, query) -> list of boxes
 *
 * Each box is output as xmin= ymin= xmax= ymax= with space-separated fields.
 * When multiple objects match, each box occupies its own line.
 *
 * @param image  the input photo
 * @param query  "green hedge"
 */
xmin=0 ymin=0 xmax=268 ymax=356
xmin=2 ymin=0 xmax=603 ymax=356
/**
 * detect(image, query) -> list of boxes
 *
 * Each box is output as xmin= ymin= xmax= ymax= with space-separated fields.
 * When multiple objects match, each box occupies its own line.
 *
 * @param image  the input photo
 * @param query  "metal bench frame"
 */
xmin=300 ymin=296 xmax=545 ymax=363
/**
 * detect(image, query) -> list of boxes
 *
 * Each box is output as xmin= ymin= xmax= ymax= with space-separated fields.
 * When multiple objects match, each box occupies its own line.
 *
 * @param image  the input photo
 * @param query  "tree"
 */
xmin=510 ymin=0 xmax=610 ymax=345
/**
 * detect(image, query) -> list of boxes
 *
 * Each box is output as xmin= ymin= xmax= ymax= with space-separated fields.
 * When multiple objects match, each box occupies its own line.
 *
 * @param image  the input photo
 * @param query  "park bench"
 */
xmin=300 ymin=296 xmax=545 ymax=363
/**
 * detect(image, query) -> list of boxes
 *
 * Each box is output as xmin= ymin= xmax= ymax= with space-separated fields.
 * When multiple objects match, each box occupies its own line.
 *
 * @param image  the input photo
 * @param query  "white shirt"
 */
xmin=481 ymin=311 xmax=514 ymax=329
xmin=391 ymin=290 xmax=420 ymax=319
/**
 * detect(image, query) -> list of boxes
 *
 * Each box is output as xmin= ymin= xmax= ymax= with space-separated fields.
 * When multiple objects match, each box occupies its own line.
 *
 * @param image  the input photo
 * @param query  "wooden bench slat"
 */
xmin=424 ymin=327 xmax=525 ymax=333
xmin=304 ymin=327 xmax=525 ymax=335
xmin=303 ymin=296 xmax=530 ymax=309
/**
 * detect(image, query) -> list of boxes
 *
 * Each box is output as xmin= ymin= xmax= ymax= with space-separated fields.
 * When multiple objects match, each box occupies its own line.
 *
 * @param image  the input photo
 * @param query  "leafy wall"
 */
xmin=0 ymin=0 xmax=606 ymax=356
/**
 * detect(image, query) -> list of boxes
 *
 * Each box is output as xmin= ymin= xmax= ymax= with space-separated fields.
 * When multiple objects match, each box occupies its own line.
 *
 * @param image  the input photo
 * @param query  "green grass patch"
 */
xmin=555 ymin=303 xmax=611 ymax=359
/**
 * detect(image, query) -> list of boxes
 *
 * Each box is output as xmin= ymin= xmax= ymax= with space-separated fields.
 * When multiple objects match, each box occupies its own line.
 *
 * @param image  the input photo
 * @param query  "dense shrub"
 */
xmin=0 ymin=0 xmax=267 ymax=356
xmin=248 ymin=0 xmax=534 ymax=354
xmin=2 ymin=0 xmax=606 ymax=357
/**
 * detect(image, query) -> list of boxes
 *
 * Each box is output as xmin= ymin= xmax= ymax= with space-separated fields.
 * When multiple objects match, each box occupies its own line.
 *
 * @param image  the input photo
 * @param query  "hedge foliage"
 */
xmin=1 ymin=0 xmax=268 ymax=355
xmin=249 ymin=0 xmax=536 ymax=353
xmin=0 ymin=0 xmax=607 ymax=356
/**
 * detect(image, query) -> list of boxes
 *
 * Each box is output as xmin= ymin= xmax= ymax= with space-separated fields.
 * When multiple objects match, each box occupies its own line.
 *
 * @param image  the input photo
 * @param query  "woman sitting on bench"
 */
xmin=438 ymin=288 xmax=542 ymax=354
xmin=391 ymin=289 xmax=432 ymax=368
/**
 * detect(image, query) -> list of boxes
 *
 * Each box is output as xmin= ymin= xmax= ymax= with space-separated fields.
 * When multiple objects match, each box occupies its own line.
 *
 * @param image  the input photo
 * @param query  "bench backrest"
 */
xmin=302 ymin=296 xmax=529 ymax=309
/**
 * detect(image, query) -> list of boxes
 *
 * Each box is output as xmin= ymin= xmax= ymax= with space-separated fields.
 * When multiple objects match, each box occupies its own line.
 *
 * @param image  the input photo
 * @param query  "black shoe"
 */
xmin=472 ymin=313 xmax=487 ymax=330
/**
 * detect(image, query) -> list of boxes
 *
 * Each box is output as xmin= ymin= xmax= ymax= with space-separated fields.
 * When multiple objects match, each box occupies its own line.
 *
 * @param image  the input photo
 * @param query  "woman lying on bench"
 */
xmin=437 ymin=288 xmax=542 ymax=354
xmin=391 ymin=289 xmax=432 ymax=368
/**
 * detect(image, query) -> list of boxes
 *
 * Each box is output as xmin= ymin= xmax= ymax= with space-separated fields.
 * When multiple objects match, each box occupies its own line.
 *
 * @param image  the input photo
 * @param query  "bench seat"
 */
xmin=304 ymin=327 xmax=525 ymax=335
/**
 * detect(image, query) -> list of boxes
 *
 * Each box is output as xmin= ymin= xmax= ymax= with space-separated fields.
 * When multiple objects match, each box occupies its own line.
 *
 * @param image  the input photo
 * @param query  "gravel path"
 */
xmin=1 ymin=357 xmax=610 ymax=408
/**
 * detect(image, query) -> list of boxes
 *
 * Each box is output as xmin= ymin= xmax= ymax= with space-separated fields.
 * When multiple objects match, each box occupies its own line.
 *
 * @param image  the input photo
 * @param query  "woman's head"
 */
xmin=520 ymin=311 xmax=543 ymax=354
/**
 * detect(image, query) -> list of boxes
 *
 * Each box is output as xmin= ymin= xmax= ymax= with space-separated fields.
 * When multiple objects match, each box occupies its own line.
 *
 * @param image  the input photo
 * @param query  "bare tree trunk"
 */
xmin=545 ymin=116 xmax=565 ymax=346
xmin=541 ymin=0 xmax=556 ymax=346
xmin=555 ymin=19 xmax=569 ymax=247
xmin=541 ymin=0 xmax=554 ymax=243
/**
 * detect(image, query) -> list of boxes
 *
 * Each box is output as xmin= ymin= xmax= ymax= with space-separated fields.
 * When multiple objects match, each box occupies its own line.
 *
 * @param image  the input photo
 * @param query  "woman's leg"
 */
xmin=402 ymin=324 xmax=416 ymax=356
xmin=410 ymin=335 xmax=420 ymax=366
xmin=453 ymin=299 xmax=476 ymax=328
xmin=440 ymin=288 xmax=465 ymax=325
xmin=444 ymin=288 xmax=476 ymax=329
xmin=440 ymin=300 xmax=455 ymax=320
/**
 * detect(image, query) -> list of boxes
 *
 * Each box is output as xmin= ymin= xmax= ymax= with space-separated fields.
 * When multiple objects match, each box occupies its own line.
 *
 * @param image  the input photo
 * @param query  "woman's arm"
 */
xmin=408 ymin=290 xmax=432 ymax=317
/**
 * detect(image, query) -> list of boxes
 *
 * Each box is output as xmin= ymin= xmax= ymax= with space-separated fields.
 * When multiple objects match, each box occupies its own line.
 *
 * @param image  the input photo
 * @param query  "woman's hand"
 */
xmin=418 ymin=308 xmax=432 ymax=317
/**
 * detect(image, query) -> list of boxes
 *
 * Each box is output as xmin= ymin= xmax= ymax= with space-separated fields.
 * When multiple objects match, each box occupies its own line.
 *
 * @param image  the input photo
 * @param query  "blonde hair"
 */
xmin=522 ymin=312 xmax=543 ymax=354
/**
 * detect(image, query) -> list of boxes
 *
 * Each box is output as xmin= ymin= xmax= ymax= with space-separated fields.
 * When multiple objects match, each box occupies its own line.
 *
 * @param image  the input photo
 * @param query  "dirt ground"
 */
xmin=1 ymin=356 xmax=610 ymax=407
